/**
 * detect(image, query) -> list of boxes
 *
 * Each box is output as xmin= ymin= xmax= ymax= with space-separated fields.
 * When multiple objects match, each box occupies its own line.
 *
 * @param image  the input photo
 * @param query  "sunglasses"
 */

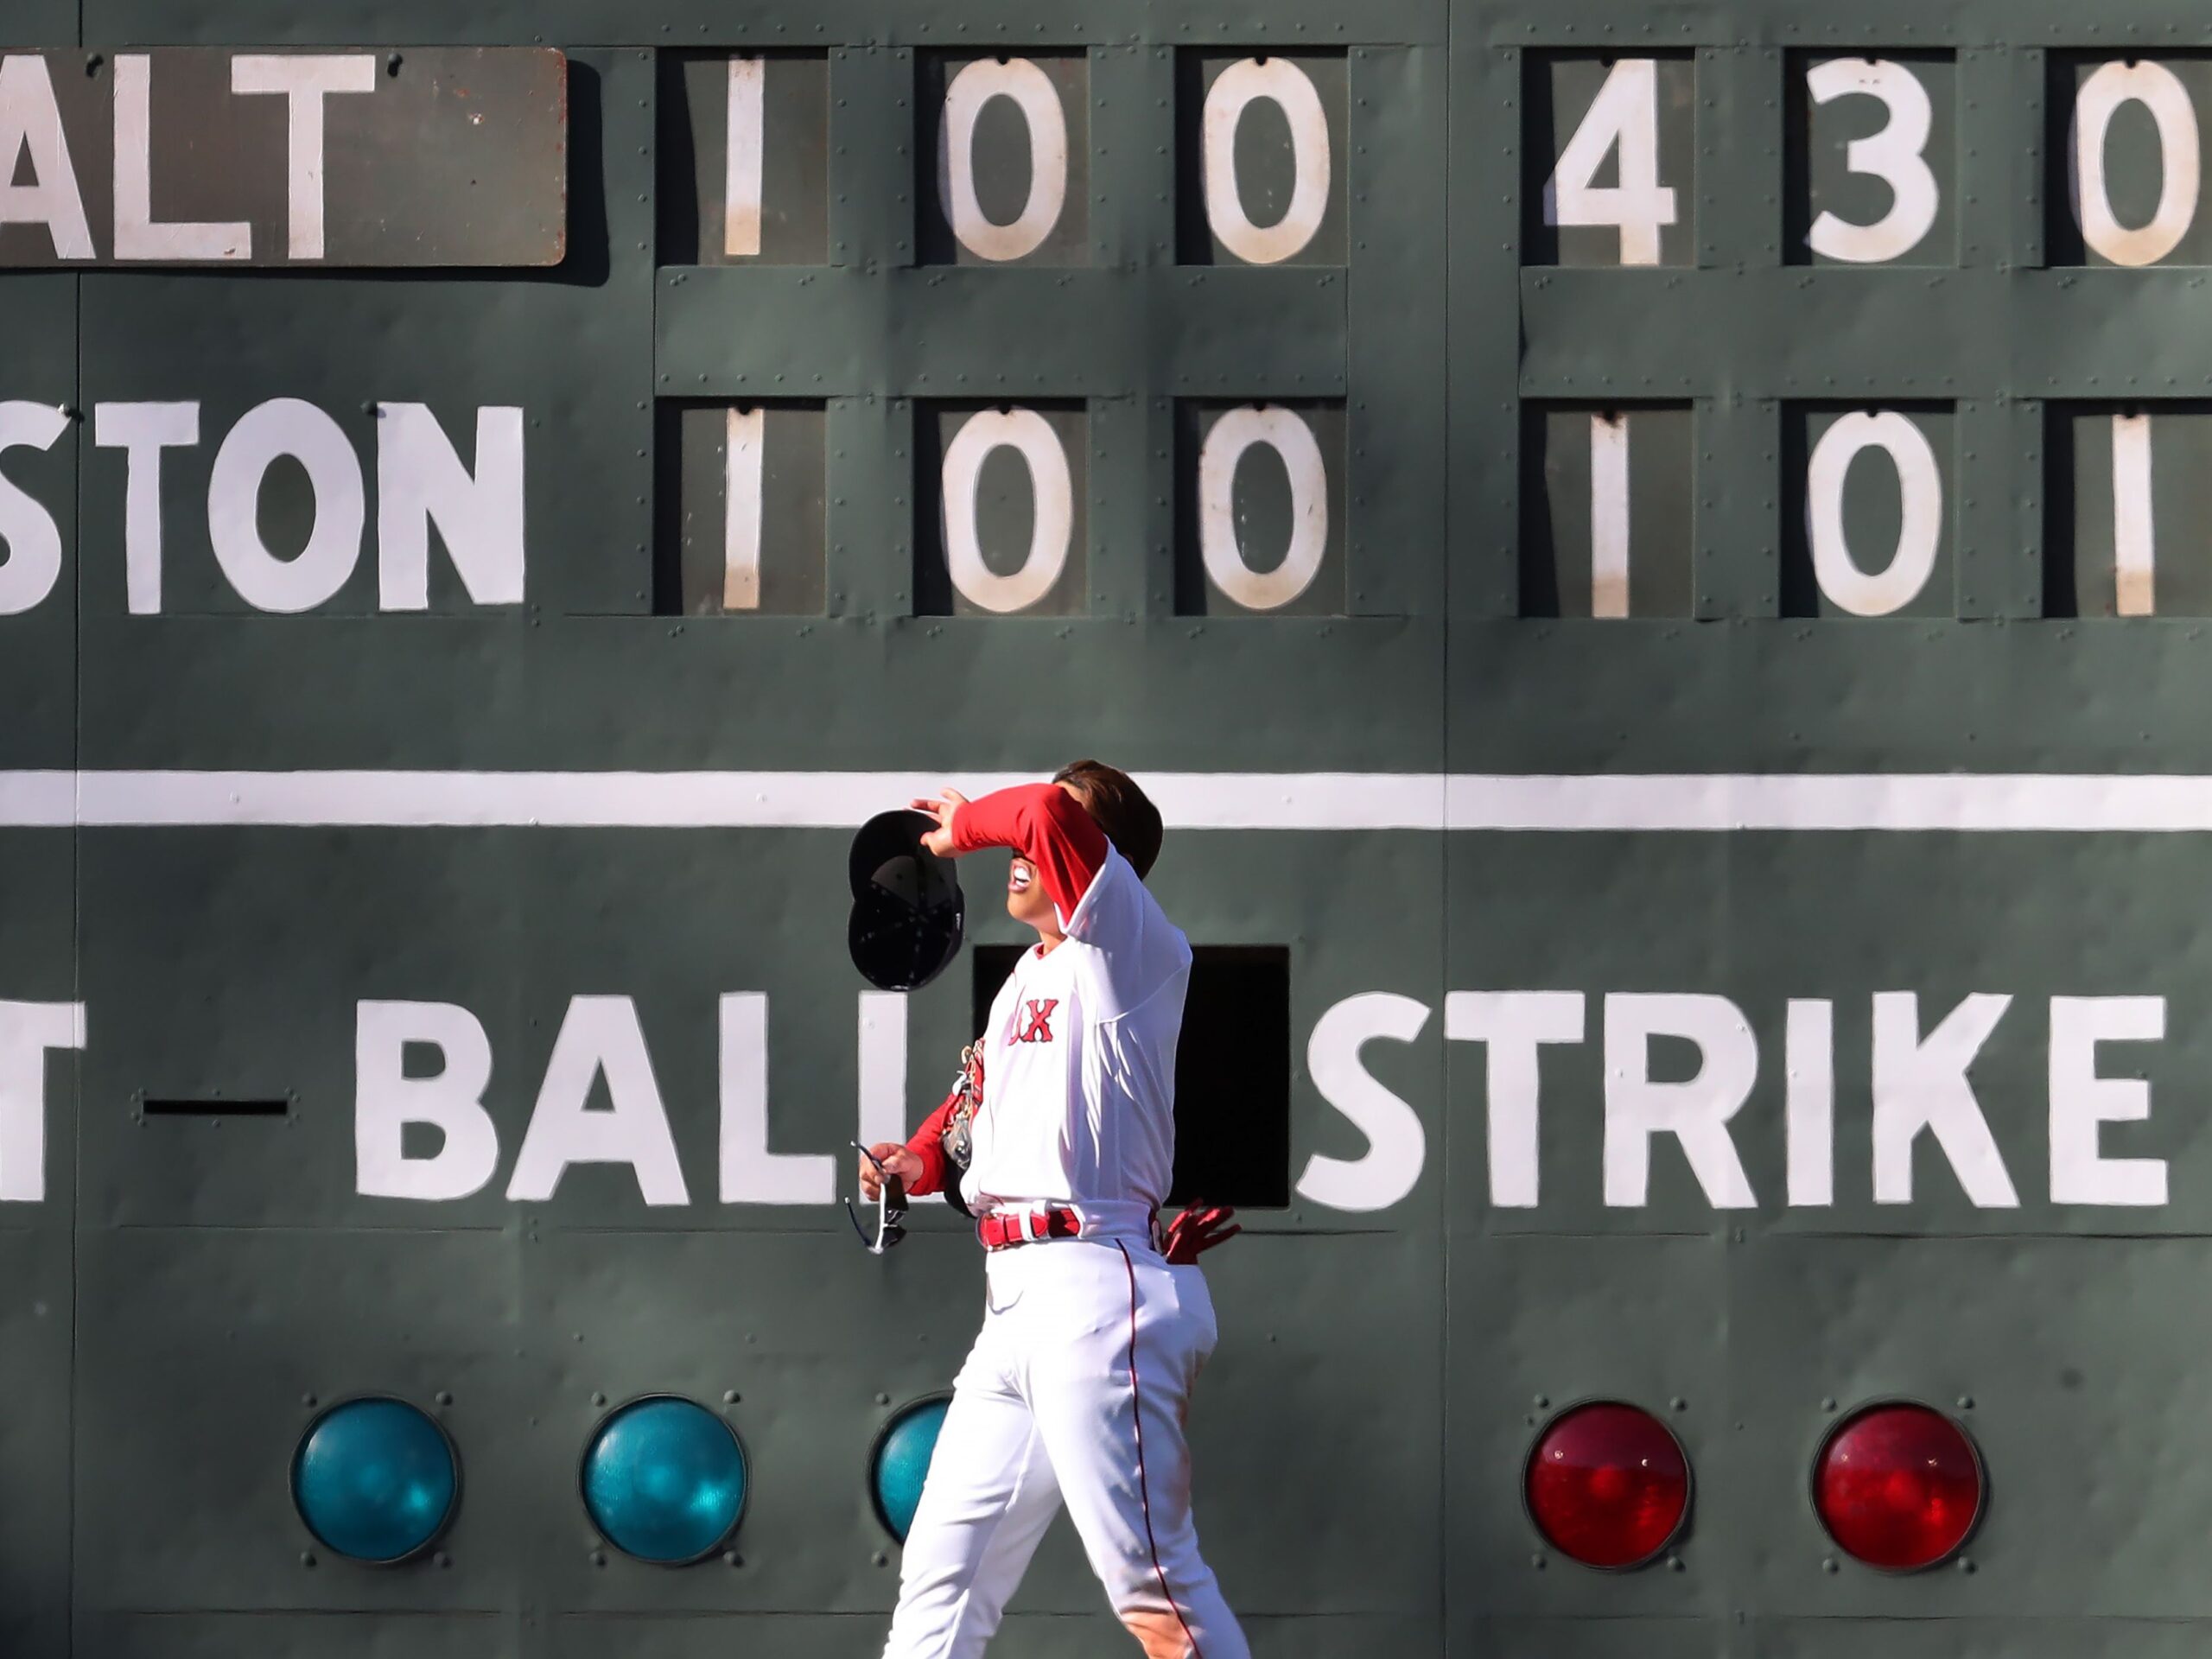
xmin=845 ymin=1141 xmax=909 ymax=1255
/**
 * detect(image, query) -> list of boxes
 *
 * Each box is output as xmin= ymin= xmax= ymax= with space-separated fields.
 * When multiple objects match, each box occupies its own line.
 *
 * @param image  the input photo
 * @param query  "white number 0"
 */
xmin=1543 ymin=59 xmax=1677 ymax=265
xmin=1805 ymin=59 xmax=1939 ymax=264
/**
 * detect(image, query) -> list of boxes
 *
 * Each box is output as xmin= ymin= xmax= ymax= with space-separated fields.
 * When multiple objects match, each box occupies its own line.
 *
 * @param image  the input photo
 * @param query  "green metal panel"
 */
xmin=1446 ymin=1237 xmax=1725 ymax=1624
xmin=0 ymin=1228 xmax=72 ymax=1659
xmin=1753 ymin=1618 xmax=2212 ymax=1656
xmin=0 ymin=277 xmax=78 ymax=766
xmin=1732 ymin=1239 xmax=2212 ymax=1617
xmin=0 ymin=272 xmax=76 ymax=1659
xmin=73 ymin=832 xmax=524 ymax=1228
xmin=73 ymin=1615 xmax=519 ymax=1659
xmin=26 ymin=0 xmax=2212 ymax=1656
xmin=71 ymin=1228 xmax=524 ymax=1610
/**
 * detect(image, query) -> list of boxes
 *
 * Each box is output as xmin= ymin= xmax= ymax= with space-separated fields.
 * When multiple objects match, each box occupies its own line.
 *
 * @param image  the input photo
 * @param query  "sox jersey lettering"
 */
xmin=905 ymin=782 xmax=1192 ymax=1245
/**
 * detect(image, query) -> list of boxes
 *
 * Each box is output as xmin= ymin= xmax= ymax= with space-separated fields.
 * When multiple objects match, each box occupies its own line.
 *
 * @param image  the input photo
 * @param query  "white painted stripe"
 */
xmin=0 ymin=769 xmax=2210 ymax=833
xmin=0 ymin=772 xmax=74 ymax=828
xmin=1447 ymin=772 xmax=2212 ymax=833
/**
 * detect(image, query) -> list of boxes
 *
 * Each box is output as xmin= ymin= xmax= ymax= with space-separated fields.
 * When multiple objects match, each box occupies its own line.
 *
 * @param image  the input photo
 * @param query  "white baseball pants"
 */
xmin=880 ymin=1235 xmax=1249 ymax=1659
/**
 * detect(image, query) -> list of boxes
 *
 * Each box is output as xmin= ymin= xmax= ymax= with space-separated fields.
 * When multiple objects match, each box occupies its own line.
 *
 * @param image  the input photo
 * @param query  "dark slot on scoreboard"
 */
xmin=971 ymin=943 xmax=1293 ymax=1209
xmin=140 ymin=1096 xmax=291 ymax=1117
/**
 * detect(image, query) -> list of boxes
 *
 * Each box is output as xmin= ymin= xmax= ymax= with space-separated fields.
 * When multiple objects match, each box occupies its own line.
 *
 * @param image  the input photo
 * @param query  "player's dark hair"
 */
xmin=1053 ymin=760 xmax=1164 ymax=880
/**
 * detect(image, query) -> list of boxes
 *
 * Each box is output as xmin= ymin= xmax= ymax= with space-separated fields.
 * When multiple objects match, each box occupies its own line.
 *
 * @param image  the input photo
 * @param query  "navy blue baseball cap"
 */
xmin=848 ymin=809 xmax=965 ymax=991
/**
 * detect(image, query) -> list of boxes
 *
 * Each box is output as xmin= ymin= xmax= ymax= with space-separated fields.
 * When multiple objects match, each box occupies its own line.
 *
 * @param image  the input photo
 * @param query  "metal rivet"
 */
xmin=591 ymin=1392 xmax=607 ymax=1408
xmin=1822 ymin=1557 xmax=1840 ymax=1573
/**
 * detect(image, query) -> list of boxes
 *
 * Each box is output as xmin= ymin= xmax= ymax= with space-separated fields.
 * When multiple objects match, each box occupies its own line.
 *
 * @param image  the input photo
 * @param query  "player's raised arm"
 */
xmin=912 ymin=766 xmax=1184 ymax=1016
xmin=937 ymin=781 xmax=1109 ymax=925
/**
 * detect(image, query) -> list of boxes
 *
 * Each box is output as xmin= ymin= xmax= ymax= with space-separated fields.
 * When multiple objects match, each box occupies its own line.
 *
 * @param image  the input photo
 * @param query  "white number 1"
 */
xmin=1544 ymin=60 xmax=1677 ymax=265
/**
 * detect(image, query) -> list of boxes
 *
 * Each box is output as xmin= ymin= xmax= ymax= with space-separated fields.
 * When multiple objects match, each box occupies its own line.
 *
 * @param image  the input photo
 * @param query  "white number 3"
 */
xmin=1805 ymin=59 xmax=1940 ymax=264
xmin=1544 ymin=60 xmax=1678 ymax=265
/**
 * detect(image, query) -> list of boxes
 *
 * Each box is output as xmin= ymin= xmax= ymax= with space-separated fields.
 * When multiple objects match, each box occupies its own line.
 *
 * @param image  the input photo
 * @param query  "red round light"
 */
xmin=1524 ymin=1402 xmax=1691 ymax=1569
xmin=1811 ymin=1402 xmax=1983 ymax=1571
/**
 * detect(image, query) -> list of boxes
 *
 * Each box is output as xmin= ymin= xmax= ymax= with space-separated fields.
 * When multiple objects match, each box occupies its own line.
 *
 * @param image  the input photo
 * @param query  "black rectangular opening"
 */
xmin=970 ymin=943 xmax=1291 ymax=1209
xmin=141 ymin=1097 xmax=289 ymax=1117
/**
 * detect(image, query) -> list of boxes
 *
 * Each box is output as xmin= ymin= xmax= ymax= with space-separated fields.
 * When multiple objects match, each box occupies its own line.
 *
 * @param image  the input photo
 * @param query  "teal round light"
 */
xmin=872 ymin=1395 xmax=951 ymax=1542
xmin=581 ymin=1396 xmax=748 ymax=1564
xmin=290 ymin=1397 xmax=458 ymax=1564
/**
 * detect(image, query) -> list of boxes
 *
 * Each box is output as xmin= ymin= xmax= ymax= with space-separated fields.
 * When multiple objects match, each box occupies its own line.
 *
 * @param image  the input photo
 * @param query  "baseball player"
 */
xmin=858 ymin=761 xmax=1249 ymax=1659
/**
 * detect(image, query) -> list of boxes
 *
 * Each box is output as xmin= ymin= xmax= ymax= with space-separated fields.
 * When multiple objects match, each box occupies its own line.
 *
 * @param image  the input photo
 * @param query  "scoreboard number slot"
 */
xmin=1538 ymin=56 xmax=1685 ymax=267
xmin=2069 ymin=60 xmax=2202 ymax=267
xmin=1799 ymin=54 xmax=1948 ymax=265
xmin=1783 ymin=407 xmax=1955 ymax=619
xmin=2048 ymin=404 xmax=2212 ymax=618
xmin=1520 ymin=406 xmax=1693 ymax=620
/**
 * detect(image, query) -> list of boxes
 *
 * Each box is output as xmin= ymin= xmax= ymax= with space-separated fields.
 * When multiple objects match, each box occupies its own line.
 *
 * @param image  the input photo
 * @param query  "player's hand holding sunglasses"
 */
xmin=849 ymin=1141 xmax=922 ymax=1254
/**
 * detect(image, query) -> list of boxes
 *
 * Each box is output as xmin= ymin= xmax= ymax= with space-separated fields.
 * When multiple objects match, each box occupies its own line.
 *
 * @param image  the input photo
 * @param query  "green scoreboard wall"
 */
xmin=10 ymin=1 xmax=2212 ymax=1656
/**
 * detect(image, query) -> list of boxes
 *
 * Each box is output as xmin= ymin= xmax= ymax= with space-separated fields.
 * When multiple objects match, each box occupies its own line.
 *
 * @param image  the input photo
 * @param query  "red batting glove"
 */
xmin=1162 ymin=1203 xmax=1241 ymax=1265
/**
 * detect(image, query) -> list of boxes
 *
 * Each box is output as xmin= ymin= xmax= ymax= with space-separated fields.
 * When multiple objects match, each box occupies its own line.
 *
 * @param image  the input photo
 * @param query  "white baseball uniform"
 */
xmin=880 ymin=783 xmax=1249 ymax=1659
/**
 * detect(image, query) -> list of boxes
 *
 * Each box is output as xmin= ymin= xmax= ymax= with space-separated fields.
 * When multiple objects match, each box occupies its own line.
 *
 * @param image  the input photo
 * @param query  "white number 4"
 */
xmin=1543 ymin=59 xmax=1678 ymax=265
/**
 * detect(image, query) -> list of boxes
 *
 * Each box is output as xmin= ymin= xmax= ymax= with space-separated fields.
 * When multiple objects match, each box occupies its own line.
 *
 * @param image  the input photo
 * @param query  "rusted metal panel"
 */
xmin=0 ymin=48 xmax=565 ymax=267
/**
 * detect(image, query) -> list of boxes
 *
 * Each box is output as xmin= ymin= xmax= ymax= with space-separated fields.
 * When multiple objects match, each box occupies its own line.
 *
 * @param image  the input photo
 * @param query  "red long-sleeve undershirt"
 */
xmin=898 ymin=784 xmax=1111 ymax=1197
xmin=901 ymin=1084 xmax=960 ymax=1198
xmin=949 ymin=781 xmax=1109 ymax=923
